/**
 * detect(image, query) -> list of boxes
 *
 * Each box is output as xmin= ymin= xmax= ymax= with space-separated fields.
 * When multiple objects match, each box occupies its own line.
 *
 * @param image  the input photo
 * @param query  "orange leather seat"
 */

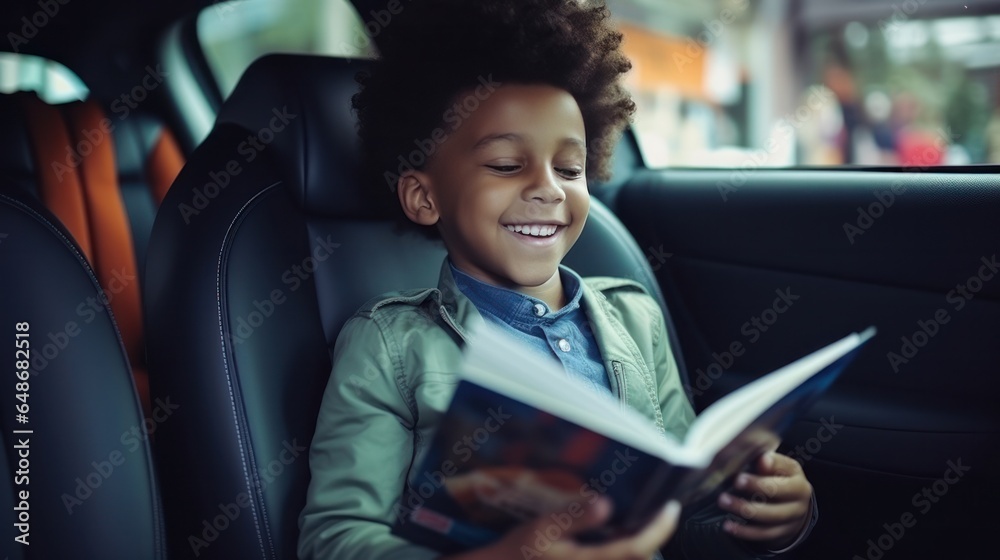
xmin=13 ymin=92 xmax=184 ymax=417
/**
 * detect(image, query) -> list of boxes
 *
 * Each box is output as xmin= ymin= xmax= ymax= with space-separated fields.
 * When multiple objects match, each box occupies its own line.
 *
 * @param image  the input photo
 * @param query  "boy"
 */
xmin=298 ymin=1 xmax=816 ymax=558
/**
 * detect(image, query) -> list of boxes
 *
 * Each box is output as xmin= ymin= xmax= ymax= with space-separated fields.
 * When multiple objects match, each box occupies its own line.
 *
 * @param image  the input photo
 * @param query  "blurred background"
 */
xmin=6 ymin=0 xmax=998 ymax=168
xmin=612 ymin=0 xmax=1000 ymax=168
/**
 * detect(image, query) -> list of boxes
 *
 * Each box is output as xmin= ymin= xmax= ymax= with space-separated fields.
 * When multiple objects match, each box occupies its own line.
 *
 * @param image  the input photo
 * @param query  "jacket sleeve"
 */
xmin=650 ymin=301 xmax=696 ymax=441
xmin=648 ymin=302 xmax=817 ymax=559
xmin=298 ymin=315 xmax=439 ymax=560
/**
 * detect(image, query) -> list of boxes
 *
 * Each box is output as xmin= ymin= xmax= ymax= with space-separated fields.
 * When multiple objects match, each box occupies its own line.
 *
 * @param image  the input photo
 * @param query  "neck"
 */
xmin=447 ymin=259 xmax=568 ymax=310
xmin=516 ymin=274 xmax=566 ymax=310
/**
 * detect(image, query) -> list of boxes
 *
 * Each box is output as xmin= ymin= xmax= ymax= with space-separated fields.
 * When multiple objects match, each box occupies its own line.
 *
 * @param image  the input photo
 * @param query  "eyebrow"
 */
xmin=472 ymin=133 xmax=587 ymax=151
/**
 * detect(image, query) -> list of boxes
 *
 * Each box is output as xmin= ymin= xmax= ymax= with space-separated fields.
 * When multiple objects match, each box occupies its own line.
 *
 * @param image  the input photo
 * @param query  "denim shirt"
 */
xmin=449 ymin=261 xmax=612 ymax=395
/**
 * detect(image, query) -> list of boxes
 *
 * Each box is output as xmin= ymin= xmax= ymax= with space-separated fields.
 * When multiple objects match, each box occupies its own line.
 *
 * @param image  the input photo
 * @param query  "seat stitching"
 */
xmin=216 ymin=182 xmax=283 ymax=560
xmin=0 ymin=193 xmax=166 ymax=557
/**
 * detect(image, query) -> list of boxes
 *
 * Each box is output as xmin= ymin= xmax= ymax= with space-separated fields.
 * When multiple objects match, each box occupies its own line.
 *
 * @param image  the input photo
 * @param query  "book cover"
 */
xmin=391 ymin=323 xmax=875 ymax=553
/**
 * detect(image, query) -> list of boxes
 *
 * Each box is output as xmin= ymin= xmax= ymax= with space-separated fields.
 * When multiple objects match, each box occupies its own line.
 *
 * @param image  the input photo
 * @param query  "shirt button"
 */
xmin=533 ymin=303 xmax=546 ymax=317
xmin=557 ymin=338 xmax=571 ymax=352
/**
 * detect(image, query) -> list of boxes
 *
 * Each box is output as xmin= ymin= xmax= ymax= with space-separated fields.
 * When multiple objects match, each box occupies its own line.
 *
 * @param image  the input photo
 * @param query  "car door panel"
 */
xmin=608 ymin=167 xmax=1000 ymax=558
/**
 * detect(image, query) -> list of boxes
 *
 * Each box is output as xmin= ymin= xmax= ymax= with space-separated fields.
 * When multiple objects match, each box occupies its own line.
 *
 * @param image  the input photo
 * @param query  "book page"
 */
xmin=461 ymin=320 xmax=700 ymax=466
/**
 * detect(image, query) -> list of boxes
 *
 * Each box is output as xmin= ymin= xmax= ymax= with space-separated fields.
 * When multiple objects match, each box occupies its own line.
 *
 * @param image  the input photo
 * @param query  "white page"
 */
xmin=460 ymin=319 xmax=873 ymax=469
xmin=461 ymin=320 xmax=700 ymax=465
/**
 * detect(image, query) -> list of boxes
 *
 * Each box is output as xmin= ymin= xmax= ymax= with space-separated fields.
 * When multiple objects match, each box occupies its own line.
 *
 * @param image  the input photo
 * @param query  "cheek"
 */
xmin=570 ymin=187 xmax=590 ymax=220
xmin=473 ymin=189 xmax=515 ymax=220
xmin=453 ymin=194 xmax=502 ymax=238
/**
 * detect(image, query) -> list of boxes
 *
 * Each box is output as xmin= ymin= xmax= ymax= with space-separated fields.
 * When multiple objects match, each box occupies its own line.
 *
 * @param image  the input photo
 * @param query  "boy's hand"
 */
xmin=717 ymin=451 xmax=813 ymax=551
xmin=447 ymin=498 xmax=681 ymax=560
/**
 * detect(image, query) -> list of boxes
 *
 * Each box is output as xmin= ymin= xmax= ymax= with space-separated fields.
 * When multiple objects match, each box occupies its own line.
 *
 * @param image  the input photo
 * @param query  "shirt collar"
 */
xmin=449 ymin=259 xmax=585 ymax=330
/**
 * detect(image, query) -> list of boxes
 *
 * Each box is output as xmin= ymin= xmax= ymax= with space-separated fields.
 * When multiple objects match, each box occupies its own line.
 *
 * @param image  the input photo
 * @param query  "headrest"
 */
xmin=213 ymin=54 xmax=640 ymax=219
xmin=215 ymin=54 xmax=383 ymax=218
xmin=0 ymin=92 xmax=45 ymax=196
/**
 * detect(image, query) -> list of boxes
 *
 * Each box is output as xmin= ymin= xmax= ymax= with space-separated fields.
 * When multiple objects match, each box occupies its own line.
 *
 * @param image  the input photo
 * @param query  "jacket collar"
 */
xmin=435 ymin=258 xmax=643 ymax=368
xmin=431 ymin=257 xmax=659 ymax=425
xmin=434 ymin=258 xmax=483 ymax=343
xmin=448 ymin=259 xmax=586 ymax=329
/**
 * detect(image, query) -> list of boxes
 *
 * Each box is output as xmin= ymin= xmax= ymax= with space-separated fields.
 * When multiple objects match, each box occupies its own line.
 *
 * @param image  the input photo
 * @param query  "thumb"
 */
xmin=552 ymin=497 xmax=613 ymax=537
xmin=604 ymin=500 xmax=682 ymax=555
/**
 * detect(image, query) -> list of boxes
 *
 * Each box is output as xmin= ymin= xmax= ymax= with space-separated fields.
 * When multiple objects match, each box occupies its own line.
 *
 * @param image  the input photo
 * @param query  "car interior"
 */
xmin=1 ymin=0 xmax=998 ymax=559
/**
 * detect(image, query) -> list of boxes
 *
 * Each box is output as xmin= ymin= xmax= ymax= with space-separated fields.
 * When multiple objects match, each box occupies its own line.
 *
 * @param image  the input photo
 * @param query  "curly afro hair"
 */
xmin=352 ymin=0 xmax=636 ymax=195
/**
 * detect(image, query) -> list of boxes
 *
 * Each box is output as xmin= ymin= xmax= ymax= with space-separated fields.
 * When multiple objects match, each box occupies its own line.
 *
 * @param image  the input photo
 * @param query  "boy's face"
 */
xmin=408 ymin=84 xmax=589 ymax=292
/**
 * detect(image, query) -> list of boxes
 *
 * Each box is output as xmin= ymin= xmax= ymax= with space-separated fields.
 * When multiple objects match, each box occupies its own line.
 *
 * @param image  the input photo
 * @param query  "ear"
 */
xmin=397 ymin=172 xmax=439 ymax=226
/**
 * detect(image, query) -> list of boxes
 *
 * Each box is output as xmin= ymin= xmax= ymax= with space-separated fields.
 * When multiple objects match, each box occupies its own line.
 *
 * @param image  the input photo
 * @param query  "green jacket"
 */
xmin=298 ymin=259 xmax=790 ymax=560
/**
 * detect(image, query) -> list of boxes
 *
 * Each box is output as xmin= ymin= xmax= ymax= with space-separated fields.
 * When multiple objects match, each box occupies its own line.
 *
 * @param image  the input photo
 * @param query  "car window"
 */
xmin=610 ymin=0 xmax=1000 ymax=168
xmin=0 ymin=52 xmax=88 ymax=103
xmin=197 ymin=0 xmax=374 ymax=99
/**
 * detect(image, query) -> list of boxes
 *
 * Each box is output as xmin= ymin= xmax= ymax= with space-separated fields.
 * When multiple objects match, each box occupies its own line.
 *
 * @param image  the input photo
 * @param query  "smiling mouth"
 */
xmin=503 ymin=224 xmax=561 ymax=238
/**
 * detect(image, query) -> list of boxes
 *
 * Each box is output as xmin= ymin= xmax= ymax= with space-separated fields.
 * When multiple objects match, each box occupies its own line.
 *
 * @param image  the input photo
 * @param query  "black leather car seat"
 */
xmin=144 ymin=53 xmax=687 ymax=559
xmin=0 ymin=91 xmax=184 ymax=418
xmin=0 ymin=186 xmax=166 ymax=559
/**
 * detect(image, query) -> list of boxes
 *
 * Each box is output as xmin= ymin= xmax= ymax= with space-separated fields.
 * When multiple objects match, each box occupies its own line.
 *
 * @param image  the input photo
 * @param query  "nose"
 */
xmin=523 ymin=164 xmax=565 ymax=204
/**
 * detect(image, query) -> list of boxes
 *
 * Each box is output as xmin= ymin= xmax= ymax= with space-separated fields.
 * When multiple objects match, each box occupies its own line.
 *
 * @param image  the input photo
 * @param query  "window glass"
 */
xmin=197 ymin=0 xmax=374 ymax=98
xmin=610 ymin=0 xmax=1000 ymax=167
xmin=0 ymin=52 xmax=88 ymax=103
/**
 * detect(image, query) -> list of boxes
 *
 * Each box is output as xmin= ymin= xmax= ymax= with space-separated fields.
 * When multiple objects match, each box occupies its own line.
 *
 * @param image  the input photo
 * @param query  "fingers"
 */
xmin=720 ymin=453 xmax=814 ymax=548
xmin=718 ymin=491 xmax=810 ymax=524
xmin=560 ymin=497 xmax=613 ymax=536
xmin=497 ymin=498 xmax=612 ymax=559
xmin=627 ymin=500 xmax=682 ymax=553
xmin=728 ymin=468 xmax=812 ymax=503
xmin=757 ymin=452 xmax=803 ymax=477
xmin=574 ymin=501 xmax=682 ymax=560
xmin=715 ymin=450 xmax=813 ymax=549
xmin=722 ymin=517 xmax=805 ymax=542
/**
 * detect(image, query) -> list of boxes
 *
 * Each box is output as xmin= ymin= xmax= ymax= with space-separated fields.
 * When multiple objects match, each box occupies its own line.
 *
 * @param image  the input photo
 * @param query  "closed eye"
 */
xmin=486 ymin=165 xmax=521 ymax=173
xmin=557 ymin=168 xmax=584 ymax=179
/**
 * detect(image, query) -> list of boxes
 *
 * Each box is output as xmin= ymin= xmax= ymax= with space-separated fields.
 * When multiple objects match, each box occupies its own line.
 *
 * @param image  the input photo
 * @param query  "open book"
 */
xmin=393 ymin=321 xmax=876 ymax=553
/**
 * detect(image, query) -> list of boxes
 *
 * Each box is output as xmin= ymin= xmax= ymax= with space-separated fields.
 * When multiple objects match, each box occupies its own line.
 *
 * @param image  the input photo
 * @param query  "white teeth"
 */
xmin=505 ymin=224 xmax=559 ymax=237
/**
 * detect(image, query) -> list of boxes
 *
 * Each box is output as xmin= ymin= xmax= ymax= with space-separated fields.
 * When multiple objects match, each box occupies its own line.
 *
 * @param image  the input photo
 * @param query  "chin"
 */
xmin=503 ymin=263 xmax=561 ymax=288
